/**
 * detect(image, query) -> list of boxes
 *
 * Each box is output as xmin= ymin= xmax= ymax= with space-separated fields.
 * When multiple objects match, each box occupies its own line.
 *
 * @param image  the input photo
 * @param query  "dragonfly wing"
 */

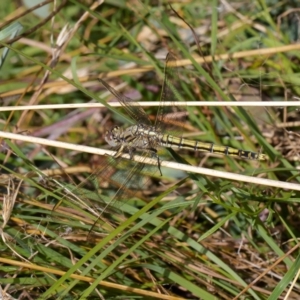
xmin=154 ymin=52 xmax=186 ymax=134
xmin=63 ymin=149 xmax=159 ymax=232
xmin=99 ymin=78 xmax=151 ymax=126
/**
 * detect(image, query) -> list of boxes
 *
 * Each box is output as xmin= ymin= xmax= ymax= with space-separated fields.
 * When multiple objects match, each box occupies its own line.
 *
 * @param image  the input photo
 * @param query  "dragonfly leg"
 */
xmin=135 ymin=147 xmax=163 ymax=176
xmin=114 ymin=145 xmax=125 ymax=158
xmin=128 ymin=147 xmax=137 ymax=160
xmin=157 ymin=155 xmax=162 ymax=176
xmin=114 ymin=145 xmax=137 ymax=160
xmin=149 ymin=148 xmax=162 ymax=176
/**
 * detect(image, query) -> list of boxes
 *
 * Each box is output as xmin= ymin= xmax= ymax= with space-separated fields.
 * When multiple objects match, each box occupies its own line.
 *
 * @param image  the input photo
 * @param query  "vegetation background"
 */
xmin=0 ymin=0 xmax=300 ymax=299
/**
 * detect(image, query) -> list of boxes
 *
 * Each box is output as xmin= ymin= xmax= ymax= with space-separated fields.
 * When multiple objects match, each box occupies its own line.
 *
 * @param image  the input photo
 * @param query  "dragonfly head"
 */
xmin=105 ymin=126 xmax=121 ymax=147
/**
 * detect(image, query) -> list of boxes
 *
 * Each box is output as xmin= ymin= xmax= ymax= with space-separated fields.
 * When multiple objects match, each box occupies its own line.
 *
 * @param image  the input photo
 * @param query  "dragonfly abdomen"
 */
xmin=160 ymin=134 xmax=267 ymax=160
xmin=207 ymin=144 xmax=263 ymax=159
xmin=160 ymin=134 xmax=205 ymax=151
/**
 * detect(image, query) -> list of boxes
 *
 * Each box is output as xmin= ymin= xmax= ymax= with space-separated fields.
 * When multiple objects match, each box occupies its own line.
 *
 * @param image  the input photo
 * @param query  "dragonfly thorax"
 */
xmin=105 ymin=124 xmax=162 ymax=150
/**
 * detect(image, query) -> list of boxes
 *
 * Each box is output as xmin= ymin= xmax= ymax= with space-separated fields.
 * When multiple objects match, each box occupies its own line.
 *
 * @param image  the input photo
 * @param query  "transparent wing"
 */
xmin=154 ymin=52 xmax=186 ymax=134
xmin=99 ymin=78 xmax=151 ymax=126
xmin=61 ymin=150 xmax=158 ymax=232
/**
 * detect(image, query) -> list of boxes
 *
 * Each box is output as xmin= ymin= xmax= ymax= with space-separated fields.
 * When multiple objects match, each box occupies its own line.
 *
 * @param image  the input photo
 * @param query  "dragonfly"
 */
xmin=72 ymin=52 xmax=267 ymax=231
xmin=99 ymin=52 xmax=267 ymax=175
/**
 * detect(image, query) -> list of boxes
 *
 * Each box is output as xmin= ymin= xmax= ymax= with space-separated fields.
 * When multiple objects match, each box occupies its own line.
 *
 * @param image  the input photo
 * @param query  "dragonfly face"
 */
xmin=105 ymin=126 xmax=122 ymax=147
